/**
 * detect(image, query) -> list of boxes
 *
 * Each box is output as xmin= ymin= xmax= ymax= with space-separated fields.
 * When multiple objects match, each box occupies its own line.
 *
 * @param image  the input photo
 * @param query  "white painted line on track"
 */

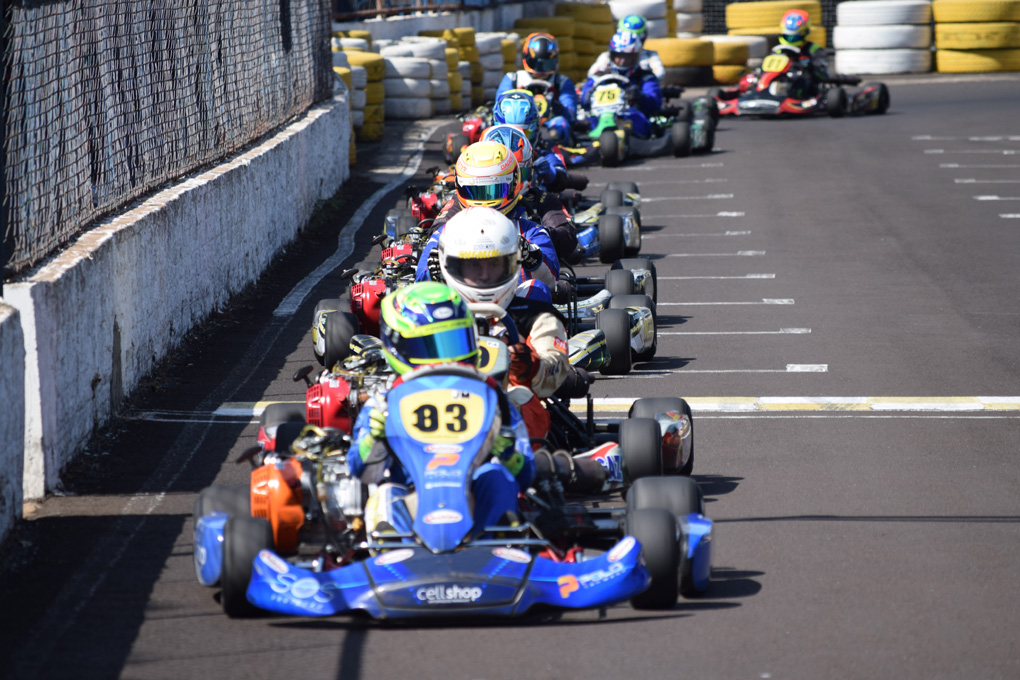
xmin=590 ymin=178 xmax=728 ymax=187
xmin=643 ymin=211 xmax=744 ymax=218
xmin=666 ymin=250 xmax=765 ymax=257
xmin=955 ymin=178 xmax=1020 ymax=184
xmin=640 ymin=194 xmax=734 ymax=201
xmin=598 ymin=364 xmax=827 ymax=377
xmin=123 ymin=397 xmax=1020 ymax=421
xmin=622 ymin=162 xmax=724 ymax=171
xmin=940 ymin=163 xmax=1020 ymax=168
xmin=272 ymin=121 xmax=445 ymax=317
xmin=926 ymin=149 xmax=1018 ymax=155
xmin=975 ymin=195 xmax=1020 ymax=201
xmin=659 ymin=273 xmax=775 ymax=280
xmin=657 ymin=298 xmax=793 ymax=306
xmin=660 ymin=328 xmax=810 ymax=335
xmin=914 ymin=135 xmax=1020 ymax=141
xmin=642 ymin=230 xmax=750 ymax=238
xmin=1001 ymin=214 xmax=1020 ymax=218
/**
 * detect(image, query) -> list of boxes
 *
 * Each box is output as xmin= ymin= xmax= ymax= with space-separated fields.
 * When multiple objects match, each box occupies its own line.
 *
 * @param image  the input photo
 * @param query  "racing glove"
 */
xmin=358 ymin=407 xmax=387 ymax=462
xmin=509 ymin=342 xmax=541 ymax=386
xmin=519 ymin=236 xmax=543 ymax=272
xmin=493 ymin=427 xmax=524 ymax=477
xmin=426 ymin=248 xmax=444 ymax=282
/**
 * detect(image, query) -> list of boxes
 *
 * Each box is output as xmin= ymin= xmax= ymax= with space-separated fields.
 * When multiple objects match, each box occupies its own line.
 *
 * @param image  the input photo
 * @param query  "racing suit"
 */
xmin=349 ymin=372 xmax=535 ymax=534
xmin=581 ymin=65 xmax=663 ymax=139
xmin=587 ymin=48 xmax=665 ymax=80
xmin=777 ymin=42 xmax=831 ymax=99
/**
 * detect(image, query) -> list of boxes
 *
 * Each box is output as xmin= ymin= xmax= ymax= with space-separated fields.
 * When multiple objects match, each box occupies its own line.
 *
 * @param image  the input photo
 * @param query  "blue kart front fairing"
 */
xmin=194 ymin=512 xmax=229 ymax=586
xmin=246 ymin=534 xmax=651 ymax=618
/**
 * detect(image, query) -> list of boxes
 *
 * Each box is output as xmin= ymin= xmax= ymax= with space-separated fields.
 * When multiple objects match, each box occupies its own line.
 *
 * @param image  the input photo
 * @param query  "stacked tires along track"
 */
xmin=834 ymin=0 xmax=934 ymax=75
xmin=933 ymin=0 xmax=1020 ymax=73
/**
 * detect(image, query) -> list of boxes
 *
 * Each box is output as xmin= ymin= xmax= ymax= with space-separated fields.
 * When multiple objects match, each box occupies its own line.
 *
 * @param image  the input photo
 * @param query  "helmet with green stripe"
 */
xmin=379 ymin=282 xmax=478 ymax=375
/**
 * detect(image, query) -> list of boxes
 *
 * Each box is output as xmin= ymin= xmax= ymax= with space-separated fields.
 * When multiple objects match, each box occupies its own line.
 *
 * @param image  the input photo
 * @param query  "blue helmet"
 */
xmin=617 ymin=14 xmax=648 ymax=43
xmin=608 ymin=31 xmax=642 ymax=76
xmin=481 ymin=124 xmax=534 ymax=192
xmin=493 ymin=89 xmax=540 ymax=142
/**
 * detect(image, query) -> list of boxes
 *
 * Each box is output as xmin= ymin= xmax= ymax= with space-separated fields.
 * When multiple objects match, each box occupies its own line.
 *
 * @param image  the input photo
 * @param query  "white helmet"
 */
xmin=439 ymin=207 xmax=521 ymax=309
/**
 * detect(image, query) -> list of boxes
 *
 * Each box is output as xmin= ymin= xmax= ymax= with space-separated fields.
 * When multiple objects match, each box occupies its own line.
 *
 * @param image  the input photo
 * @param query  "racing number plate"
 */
xmin=398 ymin=389 xmax=486 ymax=444
xmin=534 ymin=94 xmax=549 ymax=118
xmin=593 ymin=85 xmax=621 ymax=106
xmin=761 ymin=54 xmax=791 ymax=73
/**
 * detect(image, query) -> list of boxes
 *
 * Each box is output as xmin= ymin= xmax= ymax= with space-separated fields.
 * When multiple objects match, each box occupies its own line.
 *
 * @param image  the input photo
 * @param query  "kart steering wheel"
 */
xmin=469 ymin=303 xmax=521 ymax=345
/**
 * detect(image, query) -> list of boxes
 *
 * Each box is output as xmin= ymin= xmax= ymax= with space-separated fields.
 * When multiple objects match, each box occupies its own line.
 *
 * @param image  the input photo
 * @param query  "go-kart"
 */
xmin=563 ymin=180 xmax=643 ymax=263
xmin=444 ymin=106 xmax=494 ymax=164
xmin=193 ymin=363 xmax=713 ymax=619
xmin=711 ymin=46 xmax=890 ymax=118
xmin=580 ymin=74 xmax=696 ymax=167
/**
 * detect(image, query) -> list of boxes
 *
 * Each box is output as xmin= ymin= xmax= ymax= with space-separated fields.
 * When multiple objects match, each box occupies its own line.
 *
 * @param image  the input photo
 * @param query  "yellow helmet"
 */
xmin=455 ymin=141 xmax=522 ymax=214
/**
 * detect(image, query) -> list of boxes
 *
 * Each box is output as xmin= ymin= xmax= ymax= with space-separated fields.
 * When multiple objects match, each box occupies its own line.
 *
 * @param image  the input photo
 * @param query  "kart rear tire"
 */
xmin=627 ymin=508 xmax=679 ymax=610
xmin=868 ymin=82 xmax=890 ymax=114
xmin=671 ymin=121 xmax=692 ymax=158
xmin=323 ymin=310 xmax=359 ymax=370
xmin=598 ymin=214 xmax=626 ymax=264
xmin=600 ymin=189 xmax=624 ymax=208
xmin=221 ymin=515 xmax=274 ymax=618
xmin=612 ymin=257 xmax=657 ymax=304
xmin=194 ymin=486 xmax=251 ymax=587
xmin=596 ymin=308 xmax=633 ymax=375
xmin=610 ymin=294 xmax=657 ymax=362
xmin=605 ymin=268 xmax=637 ymax=297
xmin=445 ymin=132 xmax=470 ymax=164
xmin=627 ymin=476 xmax=703 ymax=596
xmin=606 ymin=181 xmax=639 ymax=195
xmin=599 ymin=129 xmax=621 ymax=168
xmin=676 ymin=101 xmax=693 ymax=123
xmin=619 ymin=417 xmax=664 ymax=483
xmin=258 ymin=402 xmax=307 ymax=429
xmin=698 ymin=116 xmax=716 ymax=153
xmin=629 ymin=397 xmax=694 ymax=474
xmin=312 ymin=298 xmax=345 ymax=365
xmin=826 ymin=87 xmax=847 ymax=118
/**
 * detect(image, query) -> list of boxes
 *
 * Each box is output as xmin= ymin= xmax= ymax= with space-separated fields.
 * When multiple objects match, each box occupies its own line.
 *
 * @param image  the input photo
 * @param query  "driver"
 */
xmin=348 ymin=281 xmax=535 ymax=536
xmin=774 ymin=9 xmax=830 ymax=98
xmin=581 ymin=31 xmax=663 ymax=139
xmin=587 ymin=14 xmax=665 ymax=80
xmin=496 ymin=32 xmax=579 ymax=125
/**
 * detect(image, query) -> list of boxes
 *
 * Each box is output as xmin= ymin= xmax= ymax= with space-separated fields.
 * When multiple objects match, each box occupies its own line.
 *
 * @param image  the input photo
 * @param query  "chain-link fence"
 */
xmin=3 ymin=0 xmax=333 ymax=280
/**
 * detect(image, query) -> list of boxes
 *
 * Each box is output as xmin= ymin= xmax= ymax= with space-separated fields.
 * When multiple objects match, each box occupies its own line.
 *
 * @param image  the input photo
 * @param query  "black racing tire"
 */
xmin=258 ymin=402 xmax=306 ymax=429
xmin=195 ymin=486 xmax=250 ymax=522
xmin=700 ymin=95 xmax=720 ymax=124
xmin=671 ymin=121 xmax=692 ymax=158
xmin=596 ymin=307 xmax=633 ymax=375
xmin=600 ymin=189 xmax=624 ymax=208
xmin=826 ymin=87 xmax=847 ymax=118
xmin=598 ymin=213 xmax=626 ymax=264
xmin=599 ymin=129 xmax=620 ymax=168
xmin=868 ymin=82 xmax=890 ymax=114
xmin=605 ymin=268 xmax=636 ymax=297
xmin=446 ymin=132 xmax=470 ymax=165
xmin=627 ymin=476 xmax=704 ymax=596
xmin=676 ymin=101 xmax=693 ymax=123
xmin=629 ymin=397 xmax=694 ymax=475
xmin=698 ymin=116 xmax=716 ymax=154
xmin=312 ymin=298 xmax=345 ymax=365
xmin=612 ymin=257 xmax=657 ymax=304
xmin=394 ymin=216 xmax=417 ymax=238
xmin=221 ymin=515 xmax=274 ymax=618
xmin=606 ymin=181 xmax=639 ymax=195
xmin=619 ymin=416 xmax=663 ymax=483
xmin=610 ymin=294 xmax=656 ymax=362
xmin=323 ymin=310 xmax=358 ymax=371
xmin=627 ymin=508 xmax=679 ymax=609
xmin=605 ymin=206 xmax=642 ymax=257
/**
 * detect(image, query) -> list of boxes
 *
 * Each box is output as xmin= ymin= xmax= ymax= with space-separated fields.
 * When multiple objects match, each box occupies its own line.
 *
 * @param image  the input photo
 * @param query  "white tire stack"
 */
xmin=381 ymin=55 xmax=433 ymax=120
xmin=834 ymin=0 xmax=934 ymax=74
xmin=932 ymin=0 xmax=1020 ymax=73
xmin=476 ymin=33 xmax=508 ymax=102
xmin=674 ymin=0 xmax=705 ymax=35
xmin=343 ymin=50 xmax=385 ymax=142
xmin=609 ymin=0 xmax=670 ymax=38
xmin=332 ymin=65 xmax=357 ymax=165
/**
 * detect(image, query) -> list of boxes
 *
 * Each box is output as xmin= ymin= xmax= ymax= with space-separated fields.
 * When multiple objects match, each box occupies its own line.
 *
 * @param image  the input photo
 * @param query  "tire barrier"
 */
xmin=835 ymin=47 xmax=933 ymax=73
xmin=935 ymin=21 xmax=1020 ymax=49
xmin=931 ymin=0 xmax=1020 ymax=72
xmin=833 ymin=24 xmax=933 ymax=49
xmin=833 ymin=1 xmax=933 ymax=74
xmin=726 ymin=0 xmax=825 ymax=48
xmin=935 ymin=47 xmax=1020 ymax=71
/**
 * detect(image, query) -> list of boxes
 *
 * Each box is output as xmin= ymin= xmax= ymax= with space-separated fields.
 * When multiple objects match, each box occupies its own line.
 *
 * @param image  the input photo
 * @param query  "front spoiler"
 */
xmin=246 ymin=536 xmax=651 ymax=618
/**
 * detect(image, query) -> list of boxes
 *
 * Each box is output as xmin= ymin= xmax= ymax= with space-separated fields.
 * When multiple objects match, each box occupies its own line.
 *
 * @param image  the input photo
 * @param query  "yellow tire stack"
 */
xmin=933 ymin=0 xmax=1020 ymax=72
xmin=725 ymin=0 xmax=826 ymax=49
xmin=554 ymin=3 xmax=616 ymax=82
xmin=343 ymin=49 xmax=385 ymax=142
xmin=645 ymin=36 xmax=715 ymax=85
xmin=332 ymin=66 xmax=357 ymax=165
xmin=699 ymin=36 xmax=753 ymax=83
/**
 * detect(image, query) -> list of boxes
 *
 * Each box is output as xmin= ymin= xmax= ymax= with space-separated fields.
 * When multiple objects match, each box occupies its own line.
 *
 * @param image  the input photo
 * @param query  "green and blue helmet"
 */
xmin=379 ymin=282 xmax=478 ymax=375
xmin=617 ymin=14 xmax=648 ymax=43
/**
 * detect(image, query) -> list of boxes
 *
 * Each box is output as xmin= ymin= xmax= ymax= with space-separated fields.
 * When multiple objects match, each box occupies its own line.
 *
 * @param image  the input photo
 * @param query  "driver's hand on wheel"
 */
xmin=509 ymin=342 xmax=541 ymax=386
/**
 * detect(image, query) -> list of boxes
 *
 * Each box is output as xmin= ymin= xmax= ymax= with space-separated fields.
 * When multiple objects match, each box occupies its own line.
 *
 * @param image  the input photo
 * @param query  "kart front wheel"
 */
xmin=605 ymin=268 xmax=636 ymax=297
xmin=312 ymin=298 xmax=345 ymax=365
xmin=194 ymin=486 xmax=252 ymax=587
xmin=599 ymin=129 xmax=621 ymax=168
xmin=671 ymin=121 xmax=692 ymax=158
xmin=627 ymin=476 xmax=704 ymax=597
xmin=612 ymin=257 xmax=657 ymax=304
xmin=598 ymin=213 xmax=626 ymax=264
xmin=323 ymin=310 xmax=359 ymax=371
xmin=600 ymin=189 xmax=623 ymax=208
xmin=629 ymin=397 xmax=693 ymax=474
xmin=627 ymin=508 xmax=680 ymax=609
xmin=826 ymin=87 xmax=847 ymax=118
xmin=610 ymin=293 xmax=657 ymax=362
xmin=596 ymin=307 xmax=633 ymax=375
xmin=866 ymin=82 xmax=890 ymax=114
xmin=619 ymin=417 xmax=664 ymax=483
xmin=606 ymin=181 xmax=639 ymax=195
xmin=445 ymin=132 xmax=469 ymax=164
xmin=221 ymin=515 xmax=274 ymax=618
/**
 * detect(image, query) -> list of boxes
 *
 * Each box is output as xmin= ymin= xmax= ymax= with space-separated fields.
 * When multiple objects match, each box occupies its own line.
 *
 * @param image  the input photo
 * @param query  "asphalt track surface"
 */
xmin=2 ymin=75 xmax=1019 ymax=680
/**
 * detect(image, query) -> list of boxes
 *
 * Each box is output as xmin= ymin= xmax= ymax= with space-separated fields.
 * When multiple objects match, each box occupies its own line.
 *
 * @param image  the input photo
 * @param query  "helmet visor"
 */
xmin=401 ymin=321 xmax=478 ymax=366
xmin=611 ymin=51 xmax=640 ymax=69
xmin=446 ymin=254 xmax=518 ymax=289
xmin=524 ymin=55 xmax=557 ymax=74
xmin=457 ymin=174 xmax=516 ymax=204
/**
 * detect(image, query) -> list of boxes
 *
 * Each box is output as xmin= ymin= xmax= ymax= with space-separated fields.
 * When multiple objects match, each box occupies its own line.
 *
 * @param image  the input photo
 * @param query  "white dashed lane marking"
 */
xmin=657 ymin=298 xmax=793 ymax=306
xmin=659 ymin=274 xmax=775 ymax=280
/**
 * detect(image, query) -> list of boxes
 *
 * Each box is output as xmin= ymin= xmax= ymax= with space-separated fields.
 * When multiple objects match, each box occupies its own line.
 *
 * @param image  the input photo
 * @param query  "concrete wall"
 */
xmin=0 ymin=302 xmax=26 ymax=543
xmin=332 ymin=1 xmax=550 ymax=41
xmin=6 ymin=94 xmax=350 ymax=502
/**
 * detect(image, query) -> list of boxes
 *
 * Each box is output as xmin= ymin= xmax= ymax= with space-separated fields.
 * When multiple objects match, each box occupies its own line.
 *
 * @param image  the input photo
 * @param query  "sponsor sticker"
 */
xmin=607 ymin=536 xmax=636 ymax=563
xmin=425 ymin=443 xmax=463 ymax=455
xmin=433 ymin=306 xmax=454 ymax=320
xmin=291 ymin=577 xmax=321 ymax=600
xmin=416 ymin=584 xmax=484 ymax=604
xmin=423 ymin=509 xmax=463 ymax=525
xmin=557 ymin=575 xmax=579 ymax=599
xmin=553 ymin=337 xmax=568 ymax=354
xmin=492 ymin=547 xmax=531 ymax=564
xmin=374 ymin=548 xmax=415 ymax=566
xmin=426 ymin=451 xmax=461 ymax=470
xmin=260 ymin=550 xmax=290 ymax=574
